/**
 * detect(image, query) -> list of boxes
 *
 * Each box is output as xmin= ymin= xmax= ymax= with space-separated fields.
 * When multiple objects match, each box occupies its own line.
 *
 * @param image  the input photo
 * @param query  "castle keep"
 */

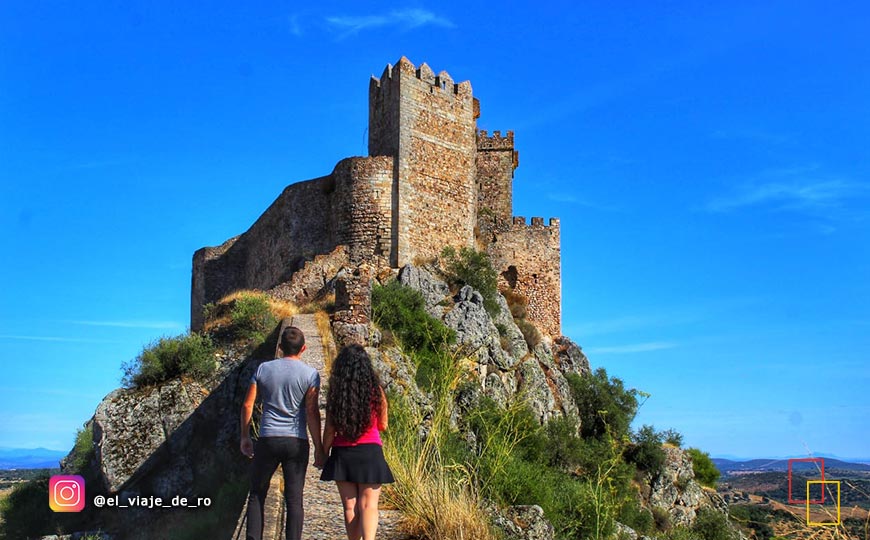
xmin=191 ymin=57 xmax=561 ymax=336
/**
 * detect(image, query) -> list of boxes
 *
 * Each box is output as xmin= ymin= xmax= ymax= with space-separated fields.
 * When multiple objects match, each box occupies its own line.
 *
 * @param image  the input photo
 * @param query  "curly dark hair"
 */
xmin=326 ymin=344 xmax=384 ymax=442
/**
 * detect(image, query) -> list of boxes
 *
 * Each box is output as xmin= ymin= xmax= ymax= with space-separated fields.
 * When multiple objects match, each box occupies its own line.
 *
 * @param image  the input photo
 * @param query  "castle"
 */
xmin=191 ymin=57 xmax=561 ymax=336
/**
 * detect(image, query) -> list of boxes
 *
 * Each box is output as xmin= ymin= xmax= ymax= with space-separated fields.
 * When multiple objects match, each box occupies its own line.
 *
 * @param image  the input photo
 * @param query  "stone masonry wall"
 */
xmin=191 ymin=157 xmax=393 ymax=330
xmin=370 ymin=57 xmax=477 ymax=266
xmin=487 ymin=217 xmax=561 ymax=337
xmin=476 ymin=129 xmax=517 ymax=225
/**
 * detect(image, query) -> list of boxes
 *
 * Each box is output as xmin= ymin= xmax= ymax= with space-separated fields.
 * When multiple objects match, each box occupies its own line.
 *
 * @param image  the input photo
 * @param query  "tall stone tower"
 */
xmin=368 ymin=57 xmax=478 ymax=268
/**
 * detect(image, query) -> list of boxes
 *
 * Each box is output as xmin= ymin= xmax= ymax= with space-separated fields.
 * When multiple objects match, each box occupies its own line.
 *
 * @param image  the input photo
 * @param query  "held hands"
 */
xmin=240 ymin=436 xmax=254 ymax=458
xmin=314 ymin=448 xmax=327 ymax=469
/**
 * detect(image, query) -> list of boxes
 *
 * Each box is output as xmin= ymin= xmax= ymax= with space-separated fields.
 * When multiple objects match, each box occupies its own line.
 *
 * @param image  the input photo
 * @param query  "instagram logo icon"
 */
xmin=49 ymin=475 xmax=85 ymax=512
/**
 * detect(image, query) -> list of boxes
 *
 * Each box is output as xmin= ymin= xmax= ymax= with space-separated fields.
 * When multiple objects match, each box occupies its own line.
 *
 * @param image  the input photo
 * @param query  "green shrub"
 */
xmin=68 ymin=424 xmax=95 ymax=474
xmin=618 ymin=501 xmax=655 ymax=535
xmin=663 ymin=428 xmax=684 ymax=447
xmin=687 ymin=448 xmax=720 ymax=488
xmin=541 ymin=414 xmax=585 ymax=469
xmin=0 ymin=475 xmax=53 ymax=540
xmin=122 ymin=333 xmax=216 ymax=387
xmin=372 ymin=280 xmax=455 ymax=355
xmin=441 ymin=246 xmax=500 ymax=317
xmin=565 ymin=368 xmax=638 ymax=440
xmin=230 ymin=293 xmax=277 ymax=341
xmin=624 ymin=425 xmax=666 ymax=475
xmin=692 ymin=508 xmax=736 ymax=540
xmin=653 ymin=506 xmax=672 ymax=532
xmin=729 ymin=504 xmax=774 ymax=540
xmin=665 ymin=525 xmax=698 ymax=540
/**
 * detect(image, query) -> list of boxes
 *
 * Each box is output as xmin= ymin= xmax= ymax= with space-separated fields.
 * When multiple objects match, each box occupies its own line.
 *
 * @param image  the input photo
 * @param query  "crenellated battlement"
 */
xmin=369 ymin=57 xmax=472 ymax=98
xmin=478 ymin=129 xmax=515 ymax=150
xmin=510 ymin=216 xmax=560 ymax=232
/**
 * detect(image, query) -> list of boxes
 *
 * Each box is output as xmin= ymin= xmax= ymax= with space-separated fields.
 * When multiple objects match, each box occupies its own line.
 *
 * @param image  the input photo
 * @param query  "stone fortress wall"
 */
xmin=192 ymin=57 xmax=562 ymax=337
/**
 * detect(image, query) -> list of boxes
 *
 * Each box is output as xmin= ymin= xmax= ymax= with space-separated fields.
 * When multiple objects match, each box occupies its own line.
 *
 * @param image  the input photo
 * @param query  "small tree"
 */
xmin=624 ymin=425 xmax=666 ymax=476
xmin=687 ymin=448 xmax=720 ymax=488
xmin=662 ymin=428 xmax=684 ymax=447
xmin=565 ymin=368 xmax=639 ymax=440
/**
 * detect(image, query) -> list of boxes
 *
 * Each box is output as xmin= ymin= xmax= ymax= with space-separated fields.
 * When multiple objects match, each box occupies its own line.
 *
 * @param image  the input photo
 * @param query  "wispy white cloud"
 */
xmin=705 ymin=166 xmax=869 ymax=215
xmin=585 ymin=342 xmax=677 ymax=354
xmin=326 ymin=9 xmax=454 ymax=37
xmin=68 ymin=320 xmax=183 ymax=330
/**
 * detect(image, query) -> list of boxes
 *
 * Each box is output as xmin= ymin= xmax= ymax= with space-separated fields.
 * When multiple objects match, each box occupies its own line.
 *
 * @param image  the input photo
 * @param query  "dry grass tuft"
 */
xmin=313 ymin=310 xmax=337 ymax=374
xmin=297 ymin=292 xmax=336 ymax=315
xmin=383 ymin=348 xmax=496 ymax=540
xmin=203 ymin=290 xmax=298 ymax=333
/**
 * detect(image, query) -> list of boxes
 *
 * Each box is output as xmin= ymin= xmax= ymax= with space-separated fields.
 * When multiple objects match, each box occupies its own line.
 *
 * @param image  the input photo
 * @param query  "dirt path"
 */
xmin=233 ymin=314 xmax=408 ymax=540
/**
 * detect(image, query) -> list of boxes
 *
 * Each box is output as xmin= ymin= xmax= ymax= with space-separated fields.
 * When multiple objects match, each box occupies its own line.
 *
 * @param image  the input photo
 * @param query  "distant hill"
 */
xmin=0 ymin=447 xmax=65 ymax=470
xmin=714 ymin=457 xmax=870 ymax=474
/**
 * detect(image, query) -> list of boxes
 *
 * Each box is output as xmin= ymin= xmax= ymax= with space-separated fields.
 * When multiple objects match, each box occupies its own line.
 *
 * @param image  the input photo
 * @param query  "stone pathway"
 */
xmin=233 ymin=314 xmax=409 ymax=540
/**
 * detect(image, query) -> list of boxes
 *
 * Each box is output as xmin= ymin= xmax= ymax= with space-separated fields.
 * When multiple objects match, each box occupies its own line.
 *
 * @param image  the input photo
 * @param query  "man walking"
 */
xmin=240 ymin=326 xmax=325 ymax=540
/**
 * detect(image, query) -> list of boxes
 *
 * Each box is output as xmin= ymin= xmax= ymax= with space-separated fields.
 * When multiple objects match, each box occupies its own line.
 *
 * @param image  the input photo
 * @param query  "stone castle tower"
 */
xmin=191 ymin=57 xmax=561 ymax=336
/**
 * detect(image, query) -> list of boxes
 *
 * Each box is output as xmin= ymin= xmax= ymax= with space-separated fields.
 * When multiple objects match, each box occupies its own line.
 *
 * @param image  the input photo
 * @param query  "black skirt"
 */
xmin=320 ymin=444 xmax=395 ymax=484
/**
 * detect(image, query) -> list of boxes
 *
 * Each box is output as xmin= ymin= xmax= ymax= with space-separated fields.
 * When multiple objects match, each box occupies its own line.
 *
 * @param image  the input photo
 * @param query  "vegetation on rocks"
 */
xmin=688 ymin=447 xmax=720 ymax=488
xmin=440 ymin=246 xmax=500 ymax=317
xmin=371 ymin=279 xmax=715 ymax=540
xmin=121 ymin=332 xmax=216 ymax=388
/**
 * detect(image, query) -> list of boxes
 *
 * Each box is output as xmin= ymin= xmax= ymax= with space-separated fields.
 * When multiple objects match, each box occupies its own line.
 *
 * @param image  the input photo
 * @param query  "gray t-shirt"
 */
xmin=251 ymin=358 xmax=320 ymax=438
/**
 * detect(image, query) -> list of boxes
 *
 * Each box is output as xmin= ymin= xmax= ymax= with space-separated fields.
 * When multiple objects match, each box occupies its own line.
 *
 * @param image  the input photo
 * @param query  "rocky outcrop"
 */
xmin=92 ymin=380 xmax=207 ymax=492
xmin=444 ymin=285 xmax=519 ymax=373
xmin=643 ymin=446 xmax=730 ymax=528
xmin=397 ymin=264 xmax=450 ymax=317
xmin=490 ymin=505 xmax=555 ymax=540
xmin=553 ymin=335 xmax=590 ymax=376
xmin=68 ymin=349 xmax=256 ymax=539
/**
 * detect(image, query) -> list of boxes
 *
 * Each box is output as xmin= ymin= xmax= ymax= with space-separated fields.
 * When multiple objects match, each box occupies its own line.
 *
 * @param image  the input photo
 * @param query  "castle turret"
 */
xmin=369 ymin=57 xmax=478 ymax=267
xmin=476 ymin=129 xmax=518 ymax=226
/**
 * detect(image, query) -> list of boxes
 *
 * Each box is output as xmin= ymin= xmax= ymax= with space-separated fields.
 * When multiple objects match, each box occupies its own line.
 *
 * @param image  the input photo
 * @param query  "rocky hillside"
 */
xmin=26 ymin=261 xmax=737 ymax=540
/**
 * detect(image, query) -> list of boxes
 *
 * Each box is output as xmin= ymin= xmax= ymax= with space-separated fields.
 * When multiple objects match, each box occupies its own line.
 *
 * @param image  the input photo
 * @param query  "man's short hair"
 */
xmin=280 ymin=326 xmax=305 ymax=356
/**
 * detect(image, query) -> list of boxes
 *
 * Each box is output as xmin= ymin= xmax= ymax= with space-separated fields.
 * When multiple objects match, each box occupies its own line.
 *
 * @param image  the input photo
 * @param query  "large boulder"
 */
xmin=492 ymin=293 xmax=528 ymax=359
xmin=553 ymin=336 xmax=590 ymax=376
xmin=80 ymin=353 xmax=255 ymax=539
xmin=92 ymin=380 xmax=205 ymax=492
xmin=368 ymin=346 xmax=430 ymax=413
xmin=646 ymin=446 xmax=726 ymax=528
xmin=444 ymin=285 xmax=518 ymax=372
xmin=397 ymin=264 xmax=451 ymax=317
xmin=516 ymin=358 xmax=556 ymax=423
xmin=533 ymin=342 xmax=579 ymax=419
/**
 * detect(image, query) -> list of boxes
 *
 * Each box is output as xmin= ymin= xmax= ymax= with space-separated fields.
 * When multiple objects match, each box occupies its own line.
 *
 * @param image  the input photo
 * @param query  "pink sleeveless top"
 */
xmin=333 ymin=410 xmax=384 ymax=447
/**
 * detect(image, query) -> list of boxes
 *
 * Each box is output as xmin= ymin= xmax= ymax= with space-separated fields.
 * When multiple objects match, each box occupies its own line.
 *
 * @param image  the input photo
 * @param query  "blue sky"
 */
xmin=1 ymin=2 xmax=868 ymax=460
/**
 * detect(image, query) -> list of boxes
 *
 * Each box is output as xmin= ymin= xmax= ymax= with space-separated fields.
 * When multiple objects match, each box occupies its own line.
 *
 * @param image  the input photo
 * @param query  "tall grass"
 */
xmin=382 ymin=348 xmax=496 ymax=540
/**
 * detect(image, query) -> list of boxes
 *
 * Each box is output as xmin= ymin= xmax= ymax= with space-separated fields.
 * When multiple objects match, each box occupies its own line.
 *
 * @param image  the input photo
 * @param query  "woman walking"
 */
xmin=320 ymin=344 xmax=394 ymax=540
